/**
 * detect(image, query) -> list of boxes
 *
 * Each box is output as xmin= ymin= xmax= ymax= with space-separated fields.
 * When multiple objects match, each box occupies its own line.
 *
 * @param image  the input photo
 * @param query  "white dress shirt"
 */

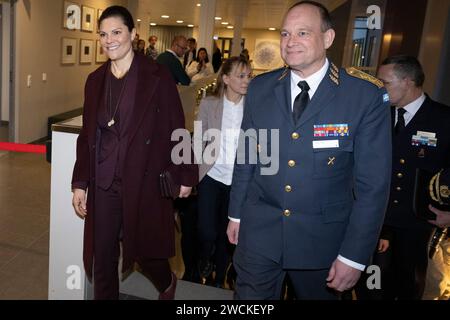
xmin=207 ymin=96 xmax=244 ymax=186
xmin=290 ymin=59 xmax=329 ymax=109
xmin=395 ymin=94 xmax=426 ymax=126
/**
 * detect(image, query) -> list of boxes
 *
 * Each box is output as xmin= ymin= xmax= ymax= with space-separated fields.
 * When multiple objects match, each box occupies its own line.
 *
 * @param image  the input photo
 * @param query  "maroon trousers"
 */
xmin=93 ymin=179 xmax=172 ymax=300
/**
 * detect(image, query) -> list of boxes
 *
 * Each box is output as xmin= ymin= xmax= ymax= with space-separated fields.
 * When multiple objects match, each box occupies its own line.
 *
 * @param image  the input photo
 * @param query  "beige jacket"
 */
xmin=194 ymin=96 xmax=224 ymax=182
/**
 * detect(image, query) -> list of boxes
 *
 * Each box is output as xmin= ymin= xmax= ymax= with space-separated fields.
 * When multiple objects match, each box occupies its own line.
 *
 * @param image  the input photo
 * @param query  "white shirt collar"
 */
xmin=290 ymin=59 xmax=329 ymax=100
xmin=402 ymin=93 xmax=426 ymax=117
xmin=224 ymin=95 xmax=244 ymax=108
xmin=167 ymin=49 xmax=179 ymax=59
xmin=396 ymin=93 xmax=426 ymax=126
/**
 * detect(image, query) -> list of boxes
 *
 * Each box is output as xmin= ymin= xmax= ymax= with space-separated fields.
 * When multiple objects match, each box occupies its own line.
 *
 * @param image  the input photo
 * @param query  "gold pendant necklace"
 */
xmin=108 ymin=69 xmax=129 ymax=127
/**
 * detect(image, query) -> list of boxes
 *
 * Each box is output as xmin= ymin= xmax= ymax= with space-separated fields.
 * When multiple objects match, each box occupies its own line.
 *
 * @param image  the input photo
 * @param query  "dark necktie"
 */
xmin=395 ymin=107 xmax=407 ymax=135
xmin=293 ymin=81 xmax=310 ymax=124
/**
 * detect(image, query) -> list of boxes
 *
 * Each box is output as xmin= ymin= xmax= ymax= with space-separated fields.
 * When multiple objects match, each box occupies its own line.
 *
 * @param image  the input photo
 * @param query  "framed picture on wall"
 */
xmin=80 ymin=39 xmax=94 ymax=64
xmin=61 ymin=37 xmax=77 ymax=65
xmin=62 ymin=1 xmax=81 ymax=30
xmin=81 ymin=6 xmax=95 ymax=32
xmin=96 ymin=9 xmax=104 ymax=32
xmin=96 ymin=40 xmax=108 ymax=63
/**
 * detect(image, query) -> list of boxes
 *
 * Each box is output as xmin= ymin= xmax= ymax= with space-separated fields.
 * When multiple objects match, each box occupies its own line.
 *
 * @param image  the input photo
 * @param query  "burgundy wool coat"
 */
xmin=72 ymin=54 xmax=198 ymax=279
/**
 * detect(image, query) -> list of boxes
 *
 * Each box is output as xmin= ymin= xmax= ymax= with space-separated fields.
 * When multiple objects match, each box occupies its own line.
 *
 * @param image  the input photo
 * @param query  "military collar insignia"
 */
xmin=328 ymin=63 xmax=340 ymax=85
xmin=346 ymin=67 xmax=384 ymax=88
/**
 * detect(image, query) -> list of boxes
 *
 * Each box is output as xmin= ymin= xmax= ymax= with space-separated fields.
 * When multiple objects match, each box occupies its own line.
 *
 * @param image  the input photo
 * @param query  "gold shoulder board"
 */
xmin=345 ymin=67 xmax=383 ymax=89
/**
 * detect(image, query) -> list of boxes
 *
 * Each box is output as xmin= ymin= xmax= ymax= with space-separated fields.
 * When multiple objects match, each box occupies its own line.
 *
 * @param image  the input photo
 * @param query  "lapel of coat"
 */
xmin=128 ymin=55 xmax=160 ymax=144
xmin=295 ymin=63 xmax=338 ymax=128
xmin=273 ymin=67 xmax=295 ymax=127
xmin=87 ymin=62 xmax=109 ymax=145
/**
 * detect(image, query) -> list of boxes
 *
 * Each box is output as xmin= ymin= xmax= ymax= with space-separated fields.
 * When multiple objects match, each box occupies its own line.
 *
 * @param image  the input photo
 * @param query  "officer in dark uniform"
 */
xmin=227 ymin=1 xmax=392 ymax=300
xmin=375 ymin=56 xmax=450 ymax=300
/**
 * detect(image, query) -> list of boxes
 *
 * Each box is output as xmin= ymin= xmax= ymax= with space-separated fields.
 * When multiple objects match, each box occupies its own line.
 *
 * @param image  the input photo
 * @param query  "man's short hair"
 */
xmin=381 ymin=55 xmax=425 ymax=87
xmin=288 ymin=1 xmax=333 ymax=32
xmin=187 ymin=38 xmax=196 ymax=44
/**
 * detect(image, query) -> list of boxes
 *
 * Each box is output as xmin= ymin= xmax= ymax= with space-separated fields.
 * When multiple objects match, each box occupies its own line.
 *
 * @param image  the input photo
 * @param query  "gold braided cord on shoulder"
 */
xmin=345 ymin=67 xmax=384 ymax=89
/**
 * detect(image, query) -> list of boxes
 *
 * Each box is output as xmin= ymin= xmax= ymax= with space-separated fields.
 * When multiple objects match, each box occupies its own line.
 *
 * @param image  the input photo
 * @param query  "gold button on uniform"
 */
xmin=396 ymin=187 xmax=402 ymax=191
xmin=285 ymin=185 xmax=292 ymax=193
xmin=397 ymin=173 xmax=403 ymax=179
xmin=394 ymin=200 xmax=399 ymax=204
xmin=400 ymin=159 xmax=406 ymax=165
xmin=288 ymin=160 xmax=296 ymax=167
xmin=284 ymin=210 xmax=291 ymax=217
xmin=292 ymin=133 xmax=300 ymax=140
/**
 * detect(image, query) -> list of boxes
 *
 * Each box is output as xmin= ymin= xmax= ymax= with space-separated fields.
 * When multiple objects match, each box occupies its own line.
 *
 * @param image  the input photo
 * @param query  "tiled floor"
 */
xmin=0 ymin=151 xmax=50 ymax=299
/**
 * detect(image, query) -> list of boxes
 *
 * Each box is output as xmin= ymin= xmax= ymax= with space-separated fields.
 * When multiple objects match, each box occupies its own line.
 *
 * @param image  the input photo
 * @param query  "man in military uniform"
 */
xmin=227 ymin=1 xmax=392 ymax=300
xmin=375 ymin=56 xmax=450 ymax=299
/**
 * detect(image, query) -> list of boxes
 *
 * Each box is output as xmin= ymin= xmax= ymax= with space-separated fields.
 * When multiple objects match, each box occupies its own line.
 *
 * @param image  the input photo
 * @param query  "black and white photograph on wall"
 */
xmin=81 ymin=6 xmax=95 ymax=32
xmin=61 ymin=37 xmax=77 ymax=65
xmin=80 ymin=39 xmax=94 ymax=64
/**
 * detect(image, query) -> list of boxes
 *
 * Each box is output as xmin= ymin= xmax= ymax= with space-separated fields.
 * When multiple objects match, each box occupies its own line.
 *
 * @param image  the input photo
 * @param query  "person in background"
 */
xmin=374 ymin=55 xmax=450 ymax=300
xmin=156 ymin=36 xmax=191 ymax=86
xmin=71 ymin=6 xmax=197 ymax=300
xmin=194 ymin=56 xmax=252 ymax=288
xmin=227 ymin=1 xmax=392 ymax=300
xmin=187 ymin=47 xmax=215 ymax=83
xmin=136 ymin=39 xmax=145 ymax=55
xmin=212 ymin=41 xmax=223 ymax=73
xmin=146 ymin=35 xmax=158 ymax=60
xmin=184 ymin=38 xmax=197 ymax=69
xmin=132 ymin=33 xmax=140 ymax=51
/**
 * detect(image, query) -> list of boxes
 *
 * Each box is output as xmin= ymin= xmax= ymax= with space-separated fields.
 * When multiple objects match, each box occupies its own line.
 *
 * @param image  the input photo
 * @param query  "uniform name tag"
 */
xmin=313 ymin=140 xmax=339 ymax=149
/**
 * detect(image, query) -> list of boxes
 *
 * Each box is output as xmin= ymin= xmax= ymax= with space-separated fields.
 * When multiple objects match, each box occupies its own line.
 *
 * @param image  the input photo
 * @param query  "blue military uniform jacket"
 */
xmin=229 ymin=62 xmax=392 ymax=269
xmin=384 ymin=97 xmax=450 ymax=229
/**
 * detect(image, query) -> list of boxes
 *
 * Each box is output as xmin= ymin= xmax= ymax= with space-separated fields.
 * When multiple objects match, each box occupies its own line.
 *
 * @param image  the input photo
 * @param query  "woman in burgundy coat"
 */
xmin=71 ymin=6 xmax=197 ymax=300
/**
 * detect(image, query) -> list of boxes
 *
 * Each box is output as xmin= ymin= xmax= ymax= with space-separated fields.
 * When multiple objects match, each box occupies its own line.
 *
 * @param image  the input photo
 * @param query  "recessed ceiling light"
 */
xmin=227 ymin=26 xmax=234 ymax=29
xmin=188 ymin=24 xmax=194 ymax=28
xmin=161 ymin=15 xmax=170 ymax=19
xmin=269 ymin=27 xmax=276 ymax=31
xmin=137 ymin=19 xmax=141 ymax=22
xmin=215 ymin=17 xmax=222 ymax=20
xmin=221 ymin=22 xmax=229 ymax=25
xmin=196 ymin=3 xmax=201 ymax=6
xmin=176 ymin=20 xmax=184 ymax=24
xmin=150 ymin=23 xmax=157 ymax=26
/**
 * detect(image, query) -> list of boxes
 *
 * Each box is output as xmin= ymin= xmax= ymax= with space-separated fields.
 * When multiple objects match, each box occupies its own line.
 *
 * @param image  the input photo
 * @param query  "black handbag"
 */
xmin=159 ymin=170 xmax=180 ymax=200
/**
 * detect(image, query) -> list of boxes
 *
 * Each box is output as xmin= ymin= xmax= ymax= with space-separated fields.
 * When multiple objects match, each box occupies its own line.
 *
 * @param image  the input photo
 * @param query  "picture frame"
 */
xmin=61 ymin=37 xmax=78 ymax=65
xmin=95 ymin=40 xmax=108 ymax=63
xmin=96 ymin=9 xmax=104 ymax=32
xmin=80 ymin=39 xmax=94 ymax=64
xmin=63 ymin=1 xmax=81 ymax=30
xmin=81 ymin=6 xmax=95 ymax=32
xmin=98 ymin=9 xmax=103 ymax=22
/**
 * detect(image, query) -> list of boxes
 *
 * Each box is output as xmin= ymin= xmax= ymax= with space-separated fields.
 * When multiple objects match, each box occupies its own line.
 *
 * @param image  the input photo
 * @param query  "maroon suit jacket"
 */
xmin=72 ymin=54 xmax=198 ymax=279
